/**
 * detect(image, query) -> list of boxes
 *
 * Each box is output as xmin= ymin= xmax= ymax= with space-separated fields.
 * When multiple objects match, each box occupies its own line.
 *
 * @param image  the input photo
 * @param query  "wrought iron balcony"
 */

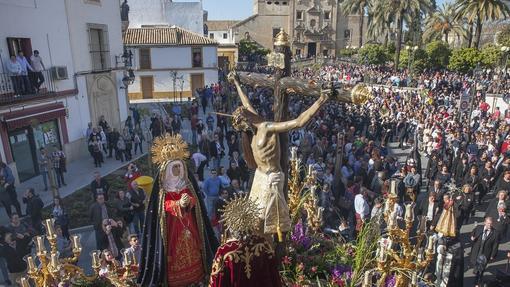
xmin=0 ymin=70 xmax=57 ymax=105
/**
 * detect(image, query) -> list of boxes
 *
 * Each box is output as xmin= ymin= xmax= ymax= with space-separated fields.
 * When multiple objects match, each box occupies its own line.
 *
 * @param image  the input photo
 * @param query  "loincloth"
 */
xmin=249 ymin=169 xmax=291 ymax=234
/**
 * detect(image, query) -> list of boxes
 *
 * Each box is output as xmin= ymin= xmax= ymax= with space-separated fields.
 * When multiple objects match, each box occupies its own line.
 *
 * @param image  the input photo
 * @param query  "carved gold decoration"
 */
xmin=151 ymin=133 xmax=190 ymax=166
xmin=274 ymin=28 xmax=290 ymax=46
xmin=210 ymin=237 xmax=275 ymax=280
xmin=220 ymin=194 xmax=261 ymax=236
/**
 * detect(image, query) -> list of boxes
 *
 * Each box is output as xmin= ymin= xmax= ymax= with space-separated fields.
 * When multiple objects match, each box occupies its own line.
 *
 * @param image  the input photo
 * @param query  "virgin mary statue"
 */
xmin=138 ymin=134 xmax=218 ymax=286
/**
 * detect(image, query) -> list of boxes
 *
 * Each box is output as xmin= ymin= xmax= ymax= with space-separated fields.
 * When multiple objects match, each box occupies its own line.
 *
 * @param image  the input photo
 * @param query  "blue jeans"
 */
xmin=41 ymin=170 xmax=48 ymax=189
xmin=206 ymin=196 xmax=218 ymax=219
xmin=129 ymin=211 xmax=145 ymax=235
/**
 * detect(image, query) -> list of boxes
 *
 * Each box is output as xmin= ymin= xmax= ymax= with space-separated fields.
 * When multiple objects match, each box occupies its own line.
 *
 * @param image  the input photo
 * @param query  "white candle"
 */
xmin=123 ymin=249 xmax=131 ymax=266
xmin=291 ymin=147 xmax=297 ymax=161
xmin=27 ymin=256 xmax=36 ymax=272
xmin=71 ymin=235 xmax=80 ymax=250
xmin=426 ymin=236 xmax=435 ymax=254
xmin=20 ymin=277 xmax=29 ymax=287
xmin=363 ymin=271 xmax=371 ymax=286
xmin=308 ymin=164 xmax=313 ymax=175
xmin=45 ymin=219 xmax=55 ymax=237
xmin=50 ymin=252 xmax=59 ymax=268
xmin=411 ymin=272 xmax=417 ymax=285
xmin=91 ymin=251 xmax=101 ymax=267
xmin=405 ymin=203 xmax=415 ymax=222
xmin=36 ymin=236 xmax=46 ymax=253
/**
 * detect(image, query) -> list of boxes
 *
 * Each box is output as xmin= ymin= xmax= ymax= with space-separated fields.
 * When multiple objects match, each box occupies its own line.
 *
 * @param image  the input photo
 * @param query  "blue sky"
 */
xmin=176 ymin=0 xmax=451 ymax=21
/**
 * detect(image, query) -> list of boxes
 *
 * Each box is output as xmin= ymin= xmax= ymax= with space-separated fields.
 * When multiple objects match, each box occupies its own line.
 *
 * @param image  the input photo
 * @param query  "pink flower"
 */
xmin=311 ymin=266 xmax=318 ymax=273
xmin=283 ymin=256 xmax=292 ymax=265
xmin=297 ymin=263 xmax=305 ymax=271
xmin=298 ymin=275 xmax=305 ymax=282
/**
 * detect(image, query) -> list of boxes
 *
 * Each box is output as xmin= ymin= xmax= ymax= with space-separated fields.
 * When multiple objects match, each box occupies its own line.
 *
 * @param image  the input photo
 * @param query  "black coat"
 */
xmin=416 ymin=199 xmax=441 ymax=226
xmin=137 ymin=164 xmax=219 ymax=286
xmin=0 ymin=238 xmax=31 ymax=273
xmin=23 ymin=195 xmax=43 ymax=223
xmin=90 ymin=179 xmax=110 ymax=201
xmin=209 ymin=140 xmax=225 ymax=158
xmin=469 ymin=225 xmax=499 ymax=266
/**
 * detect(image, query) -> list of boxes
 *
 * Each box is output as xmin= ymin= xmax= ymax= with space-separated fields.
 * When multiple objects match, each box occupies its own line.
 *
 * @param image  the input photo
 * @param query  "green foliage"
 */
xmin=425 ymin=40 xmax=451 ymax=69
xmin=497 ymin=25 xmax=510 ymax=47
xmin=386 ymin=42 xmax=396 ymax=59
xmin=238 ymin=39 xmax=270 ymax=60
xmin=480 ymin=44 xmax=503 ymax=68
xmin=338 ymin=48 xmax=358 ymax=57
xmin=398 ymin=48 xmax=428 ymax=71
xmin=358 ymin=44 xmax=388 ymax=65
xmin=448 ymin=47 xmax=482 ymax=73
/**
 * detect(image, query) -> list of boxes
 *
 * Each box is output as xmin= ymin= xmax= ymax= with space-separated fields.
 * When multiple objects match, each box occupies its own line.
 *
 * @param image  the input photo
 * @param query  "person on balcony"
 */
xmin=16 ymin=51 xmax=34 ymax=95
xmin=30 ymin=50 xmax=45 ymax=93
xmin=7 ymin=56 xmax=22 ymax=96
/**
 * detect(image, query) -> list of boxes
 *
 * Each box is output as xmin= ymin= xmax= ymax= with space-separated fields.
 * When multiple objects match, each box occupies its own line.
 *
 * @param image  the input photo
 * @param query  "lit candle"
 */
xmin=45 ymin=219 xmax=55 ymax=237
xmin=71 ymin=235 xmax=80 ymax=250
xmin=405 ymin=203 xmax=415 ymax=222
xmin=27 ymin=255 xmax=36 ymax=272
xmin=50 ymin=252 xmax=59 ymax=269
xmin=20 ymin=277 xmax=29 ymax=287
xmin=36 ymin=236 xmax=46 ymax=253
xmin=123 ymin=249 xmax=131 ymax=266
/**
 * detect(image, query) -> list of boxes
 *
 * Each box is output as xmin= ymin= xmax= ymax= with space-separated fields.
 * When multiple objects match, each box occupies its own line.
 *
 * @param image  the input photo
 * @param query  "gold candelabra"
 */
xmin=21 ymin=218 xmax=139 ymax=287
xmin=362 ymin=180 xmax=435 ymax=287
xmin=288 ymin=147 xmax=322 ymax=233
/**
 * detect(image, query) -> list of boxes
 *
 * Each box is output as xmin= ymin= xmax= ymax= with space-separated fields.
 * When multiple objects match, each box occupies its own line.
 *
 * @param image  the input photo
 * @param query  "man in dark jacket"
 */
xmin=470 ymin=216 xmax=499 ymax=286
xmin=128 ymin=181 xmax=146 ymax=235
xmin=89 ymin=194 xmax=110 ymax=250
xmin=90 ymin=172 xmax=110 ymax=201
xmin=22 ymin=188 xmax=43 ymax=234
xmin=0 ymin=231 xmax=30 ymax=285
xmin=416 ymin=192 xmax=441 ymax=231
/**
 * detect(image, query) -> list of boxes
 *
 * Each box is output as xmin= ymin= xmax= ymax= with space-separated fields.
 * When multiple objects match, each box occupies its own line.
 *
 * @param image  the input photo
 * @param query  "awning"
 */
xmin=2 ymin=103 xmax=66 ymax=131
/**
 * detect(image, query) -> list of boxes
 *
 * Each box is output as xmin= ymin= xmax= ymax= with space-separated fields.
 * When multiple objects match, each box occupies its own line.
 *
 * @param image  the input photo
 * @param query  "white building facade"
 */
xmin=0 ymin=0 xmax=128 ymax=182
xmin=205 ymin=20 xmax=238 ymax=70
xmin=124 ymin=26 xmax=218 ymax=103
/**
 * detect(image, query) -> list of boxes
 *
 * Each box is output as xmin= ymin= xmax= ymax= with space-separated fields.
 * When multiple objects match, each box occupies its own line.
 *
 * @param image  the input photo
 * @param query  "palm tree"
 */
xmin=455 ymin=0 xmax=510 ymax=49
xmin=383 ymin=0 xmax=433 ymax=69
xmin=340 ymin=0 xmax=368 ymax=48
xmin=368 ymin=0 xmax=395 ymax=47
xmin=424 ymin=3 xmax=467 ymax=44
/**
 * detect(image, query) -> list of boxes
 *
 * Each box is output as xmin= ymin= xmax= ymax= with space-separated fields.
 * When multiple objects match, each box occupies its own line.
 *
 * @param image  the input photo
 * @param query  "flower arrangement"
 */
xmin=281 ymin=219 xmax=380 ymax=287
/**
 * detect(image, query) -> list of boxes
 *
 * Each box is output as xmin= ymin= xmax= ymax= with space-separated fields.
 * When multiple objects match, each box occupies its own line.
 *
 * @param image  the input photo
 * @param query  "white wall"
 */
xmin=166 ymin=2 xmax=204 ymax=35
xmin=128 ymin=0 xmax=167 ymax=28
xmin=209 ymin=30 xmax=235 ymax=45
xmin=151 ymin=47 xmax=191 ymax=69
xmin=130 ymin=69 xmax=218 ymax=93
xmin=0 ymin=0 xmax=76 ymax=92
xmin=203 ymin=46 xmax=218 ymax=68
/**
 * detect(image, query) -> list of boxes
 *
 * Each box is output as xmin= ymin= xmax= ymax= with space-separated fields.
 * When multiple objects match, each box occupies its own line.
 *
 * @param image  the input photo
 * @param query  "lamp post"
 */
xmin=500 ymin=46 xmax=509 ymax=93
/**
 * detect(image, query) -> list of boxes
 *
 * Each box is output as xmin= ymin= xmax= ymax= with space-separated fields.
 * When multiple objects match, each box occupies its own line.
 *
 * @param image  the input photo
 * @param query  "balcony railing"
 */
xmin=0 ymin=70 xmax=57 ymax=105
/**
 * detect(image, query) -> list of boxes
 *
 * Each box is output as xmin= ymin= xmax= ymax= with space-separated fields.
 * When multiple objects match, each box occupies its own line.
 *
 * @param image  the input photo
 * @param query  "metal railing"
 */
xmin=0 ymin=70 xmax=57 ymax=105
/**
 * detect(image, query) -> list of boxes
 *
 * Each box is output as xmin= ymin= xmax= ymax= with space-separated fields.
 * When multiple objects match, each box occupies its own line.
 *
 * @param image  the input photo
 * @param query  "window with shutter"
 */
xmin=139 ymin=48 xmax=151 ymax=70
xmin=88 ymin=24 xmax=110 ymax=71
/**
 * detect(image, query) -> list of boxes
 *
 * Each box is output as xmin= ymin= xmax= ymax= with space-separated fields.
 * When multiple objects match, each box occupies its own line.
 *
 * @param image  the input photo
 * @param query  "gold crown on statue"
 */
xmin=151 ymin=133 xmax=190 ymax=166
xmin=274 ymin=28 xmax=290 ymax=46
xmin=220 ymin=194 xmax=260 ymax=235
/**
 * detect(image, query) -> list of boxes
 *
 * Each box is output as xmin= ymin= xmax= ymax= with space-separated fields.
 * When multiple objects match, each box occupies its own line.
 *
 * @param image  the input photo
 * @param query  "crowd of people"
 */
xmin=2 ymin=58 xmax=510 ymax=285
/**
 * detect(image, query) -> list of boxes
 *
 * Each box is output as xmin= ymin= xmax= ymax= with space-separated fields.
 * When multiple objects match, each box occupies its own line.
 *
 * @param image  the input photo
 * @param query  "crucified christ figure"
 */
xmin=228 ymin=71 xmax=331 ymax=238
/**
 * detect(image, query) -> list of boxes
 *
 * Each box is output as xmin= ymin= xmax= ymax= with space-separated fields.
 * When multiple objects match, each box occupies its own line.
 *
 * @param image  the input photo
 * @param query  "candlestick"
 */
xmin=20 ymin=277 xmax=29 ymax=287
xmin=71 ymin=235 xmax=80 ymax=250
xmin=27 ymin=255 xmax=36 ymax=272
xmin=45 ymin=219 xmax=55 ymax=237
xmin=411 ymin=272 xmax=417 ymax=285
xmin=123 ymin=249 xmax=131 ymax=266
xmin=50 ymin=251 xmax=59 ymax=269
xmin=35 ymin=236 xmax=46 ymax=253
xmin=131 ymin=250 xmax=137 ymax=265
